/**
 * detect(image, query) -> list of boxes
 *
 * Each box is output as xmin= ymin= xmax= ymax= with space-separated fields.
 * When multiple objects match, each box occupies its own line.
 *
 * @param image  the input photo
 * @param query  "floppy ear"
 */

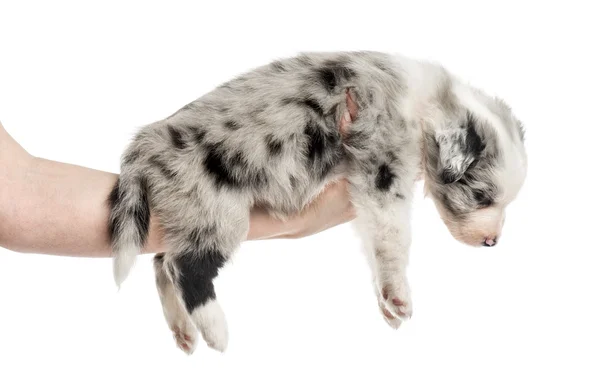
xmin=435 ymin=113 xmax=485 ymax=184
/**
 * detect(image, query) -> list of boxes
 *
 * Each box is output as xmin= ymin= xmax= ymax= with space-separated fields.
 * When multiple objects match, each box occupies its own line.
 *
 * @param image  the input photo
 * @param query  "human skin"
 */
xmin=0 ymin=106 xmax=356 ymax=257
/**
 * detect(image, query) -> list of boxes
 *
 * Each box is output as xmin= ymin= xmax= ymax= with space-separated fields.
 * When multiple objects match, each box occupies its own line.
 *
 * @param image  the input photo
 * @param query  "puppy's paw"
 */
xmin=378 ymin=281 xmax=413 ymax=328
xmin=171 ymin=321 xmax=198 ymax=355
xmin=191 ymin=299 xmax=229 ymax=353
xmin=200 ymin=317 xmax=228 ymax=353
xmin=379 ymin=300 xmax=403 ymax=329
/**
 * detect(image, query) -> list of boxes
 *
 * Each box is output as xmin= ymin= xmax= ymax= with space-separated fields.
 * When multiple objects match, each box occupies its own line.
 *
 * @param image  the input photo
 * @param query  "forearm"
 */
xmin=1 ymin=155 xmax=133 ymax=257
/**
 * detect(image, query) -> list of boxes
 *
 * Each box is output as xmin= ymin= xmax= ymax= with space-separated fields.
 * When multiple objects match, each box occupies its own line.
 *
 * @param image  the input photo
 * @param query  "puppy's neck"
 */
xmin=391 ymin=57 xmax=454 ymax=184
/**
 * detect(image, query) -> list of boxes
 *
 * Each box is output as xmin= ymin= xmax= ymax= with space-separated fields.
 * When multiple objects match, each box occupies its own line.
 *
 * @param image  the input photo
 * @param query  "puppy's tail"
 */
xmin=107 ymin=171 xmax=151 ymax=287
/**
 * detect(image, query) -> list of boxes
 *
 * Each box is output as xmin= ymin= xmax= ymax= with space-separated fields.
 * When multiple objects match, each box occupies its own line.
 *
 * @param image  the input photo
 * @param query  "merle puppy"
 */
xmin=108 ymin=51 xmax=527 ymax=354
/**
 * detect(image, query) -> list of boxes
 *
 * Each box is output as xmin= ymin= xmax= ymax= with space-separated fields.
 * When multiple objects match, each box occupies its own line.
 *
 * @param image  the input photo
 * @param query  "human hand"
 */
xmin=247 ymin=179 xmax=356 ymax=241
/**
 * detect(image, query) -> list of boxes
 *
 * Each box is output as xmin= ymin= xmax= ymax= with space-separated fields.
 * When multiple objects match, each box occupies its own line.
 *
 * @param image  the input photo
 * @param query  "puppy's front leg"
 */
xmin=349 ymin=161 xmax=415 ymax=329
xmin=370 ymin=199 xmax=413 ymax=328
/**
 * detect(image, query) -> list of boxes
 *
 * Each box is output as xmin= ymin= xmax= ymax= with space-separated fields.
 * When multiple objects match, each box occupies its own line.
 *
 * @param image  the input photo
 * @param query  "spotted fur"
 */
xmin=108 ymin=51 xmax=527 ymax=353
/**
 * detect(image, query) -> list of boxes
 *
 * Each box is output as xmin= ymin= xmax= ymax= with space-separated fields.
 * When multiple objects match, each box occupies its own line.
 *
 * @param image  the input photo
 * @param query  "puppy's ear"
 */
xmin=436 ymin=113 xmax=485 ymax=184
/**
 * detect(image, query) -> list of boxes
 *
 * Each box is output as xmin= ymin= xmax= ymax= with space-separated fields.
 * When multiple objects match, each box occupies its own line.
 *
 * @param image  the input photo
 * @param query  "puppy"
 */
xmin=107 ymin=51 xmax=527 ymax=354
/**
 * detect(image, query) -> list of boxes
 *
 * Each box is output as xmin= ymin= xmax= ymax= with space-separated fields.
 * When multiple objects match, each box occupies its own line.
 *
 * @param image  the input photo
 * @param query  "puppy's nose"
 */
xmin=483 ymin=237 xmax=497 ymax=247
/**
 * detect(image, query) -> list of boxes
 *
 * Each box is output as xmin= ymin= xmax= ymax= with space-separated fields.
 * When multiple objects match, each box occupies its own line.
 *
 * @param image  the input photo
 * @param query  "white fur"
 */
xmin=191 ymin=299 xmax=229 ymax=353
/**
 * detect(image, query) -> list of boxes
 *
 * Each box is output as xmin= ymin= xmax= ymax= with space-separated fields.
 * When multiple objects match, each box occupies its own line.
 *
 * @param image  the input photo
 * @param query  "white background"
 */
xmin=1 ymin=1 xmax=598 ymax=383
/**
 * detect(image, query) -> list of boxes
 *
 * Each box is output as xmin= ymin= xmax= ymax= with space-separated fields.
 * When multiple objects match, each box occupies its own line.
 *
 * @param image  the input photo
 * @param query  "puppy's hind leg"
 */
xmin=165 ymin=247 xmax=230 ymax=352
xmin=153 ymin=253 xmax=198 ymax=354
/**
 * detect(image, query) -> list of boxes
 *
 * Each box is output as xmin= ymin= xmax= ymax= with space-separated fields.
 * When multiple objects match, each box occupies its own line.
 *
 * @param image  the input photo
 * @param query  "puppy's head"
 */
xmin=422 ymin=81 xmax=527 ymax=247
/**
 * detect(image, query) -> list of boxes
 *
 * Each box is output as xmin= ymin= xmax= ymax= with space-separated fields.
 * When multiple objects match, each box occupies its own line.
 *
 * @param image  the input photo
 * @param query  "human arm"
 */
xmin=0 ymin=122 xmax=355 ymax=257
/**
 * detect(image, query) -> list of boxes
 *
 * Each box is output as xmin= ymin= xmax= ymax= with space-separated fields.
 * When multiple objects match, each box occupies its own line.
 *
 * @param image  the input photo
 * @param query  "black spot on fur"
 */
xmin=315 ymin=61 xmax=355 ymax=92
xmin=305 ymin=121 xmax=327 ymax=162
xmin=375 ymin=164 xmax=395 ymax=191
xmin=203 ymin=141 xmax=268 ymax=189
xmin=133 ymin=176 xmax=151 ymax=244
xmin=203 ymin=142 xmax=239 ymax=188
xmin=193 ymin=130 xmax=207 ymax=144
xmin=225 ymin=120 xmax=241 ymax=131
xmin=304 ymin=120 xmax=342 ymax=179
xmin=395 ymin=193 xmax=405 ymax=199
xmin=174 ymin=249 xmax=226 ymax=312
xmin=464 ymin=112 xmax=485 ymax=158
xmin=302 ymin=98 xmax=324 ymax=115
xmin=168 ymin=125 xmax=186 ymax=149
xmin=149 ymin=155 xmax=178 ymax=180
xmin=108 ymin=176 xmax=151 ymax=246
xmin=317 ymin=67 xmax=337 ymax=91
xmin=282 ymin=97 xmax=324 ymax=116
xmin=265 ymin=134 xmax=283 ymax=156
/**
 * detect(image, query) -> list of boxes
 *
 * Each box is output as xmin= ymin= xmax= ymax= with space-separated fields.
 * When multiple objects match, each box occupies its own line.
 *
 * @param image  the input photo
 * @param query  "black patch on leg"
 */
xmin=174 ymin=249 xmax=226 ymax=313
xmin=168 ymin=125 xmax=186 ymax=149
xmin=375 ymin=164 xmax=395 ymax=191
